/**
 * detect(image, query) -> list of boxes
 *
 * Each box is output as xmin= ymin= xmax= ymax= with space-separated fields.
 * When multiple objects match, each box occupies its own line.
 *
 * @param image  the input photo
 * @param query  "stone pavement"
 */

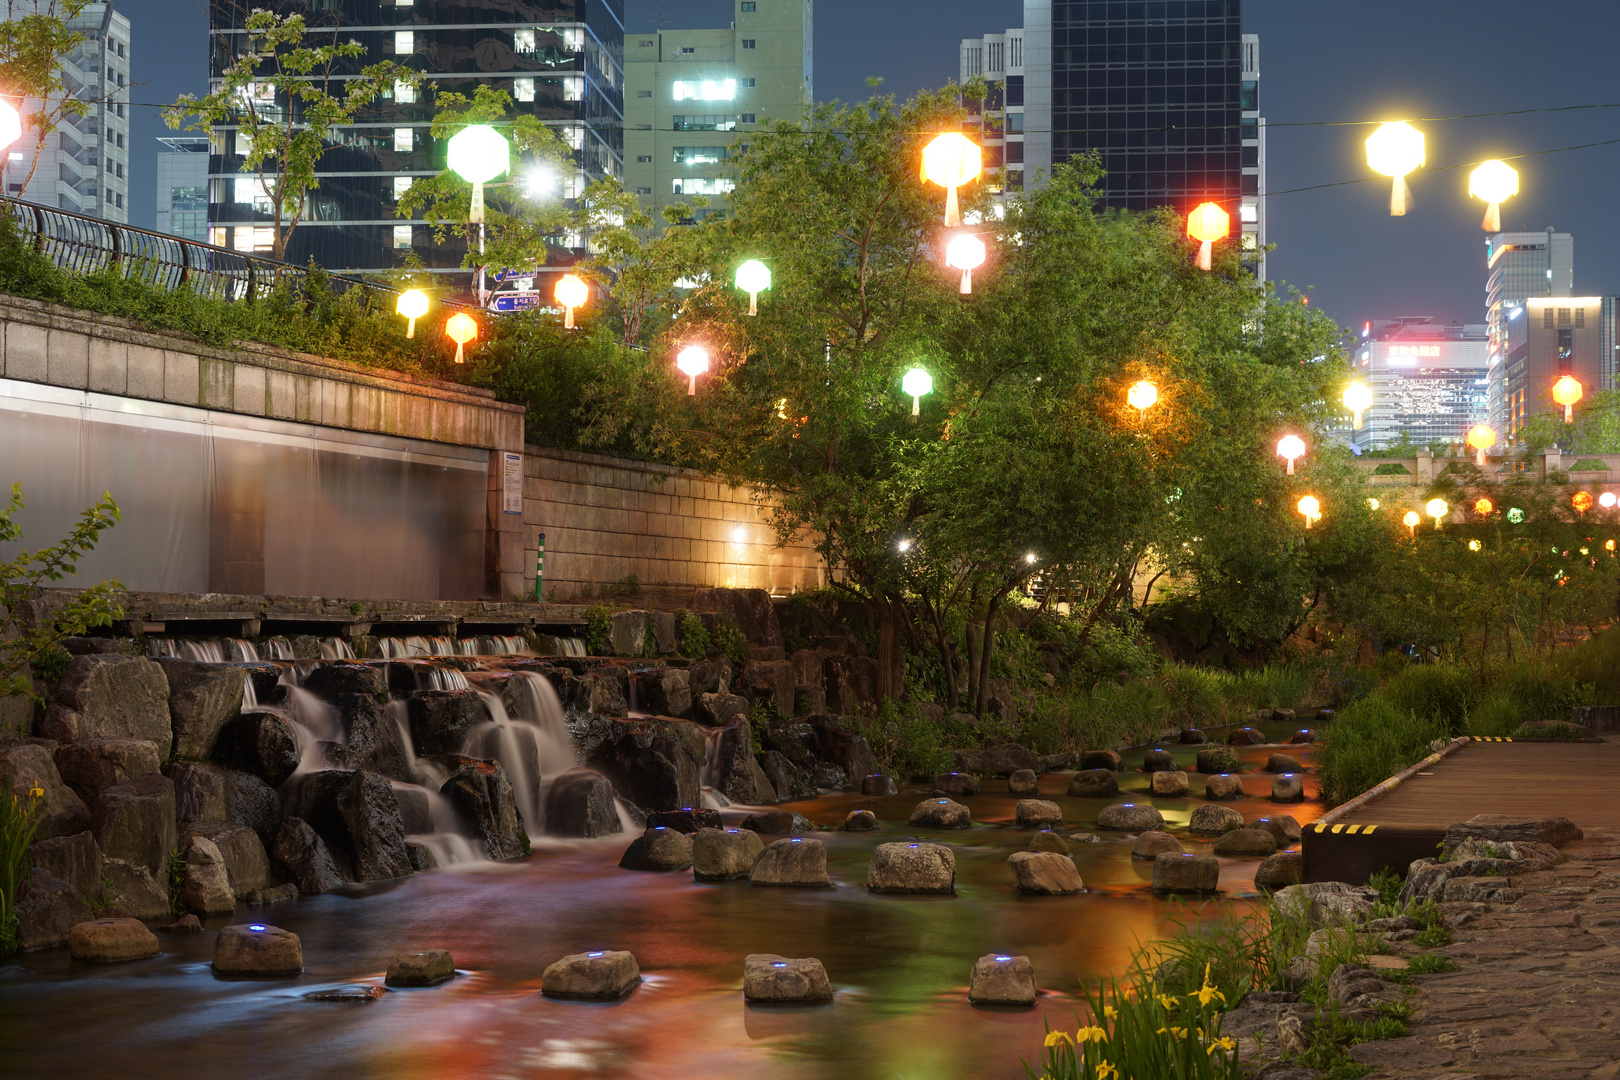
xmin=1366 ymin=827 xmax=1620 ymax=1080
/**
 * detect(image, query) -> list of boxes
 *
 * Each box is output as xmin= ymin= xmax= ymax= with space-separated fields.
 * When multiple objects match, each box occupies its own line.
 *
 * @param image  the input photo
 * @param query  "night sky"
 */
xmin=118 ymin=0 xmax=1620 ymax=332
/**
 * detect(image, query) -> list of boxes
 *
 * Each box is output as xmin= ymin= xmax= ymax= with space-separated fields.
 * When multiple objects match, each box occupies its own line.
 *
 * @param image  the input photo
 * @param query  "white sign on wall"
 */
xmin=503 ymin=452 xmax=523 ymax=514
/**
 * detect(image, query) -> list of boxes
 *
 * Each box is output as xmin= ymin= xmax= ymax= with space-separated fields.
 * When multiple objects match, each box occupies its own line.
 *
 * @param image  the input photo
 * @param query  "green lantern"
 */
xmin=902 ymin=367 xmax=933 ymax=418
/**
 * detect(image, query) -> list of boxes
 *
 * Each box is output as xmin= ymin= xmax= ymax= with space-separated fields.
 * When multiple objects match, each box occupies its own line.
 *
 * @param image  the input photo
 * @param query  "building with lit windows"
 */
xmin=206 ymin=0 xmax=624 ymax=281
xmin=623 ymin=0 xmax=812 ymax=227
xmin=1498 ymin=297 xmax=1616 ymax=437
xmin=156 ymin=137 xmax=209 ymax=240
xmin=1484 ymin=228 xmax=1573 ymax=429
xmin=1349 ymin=317 xmax=1489 ymax=452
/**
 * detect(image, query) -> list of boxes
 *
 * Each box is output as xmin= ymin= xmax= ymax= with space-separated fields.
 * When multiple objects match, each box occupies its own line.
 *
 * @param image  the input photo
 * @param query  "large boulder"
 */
xmin=908 ymin=798 xmax=971 ymax=829
xmin=1014 ymin=799 xmax=1063 ymax=829
xmin=743 ymin=953 xmax=834 ymax=1002
xmin=606 ymin=611 xmax=648 ymax=657
xmin=692 ymin=827 xmax=765 ymax=881
xmin=1152 ymin=852 xmax=1221 ymax=894
xmin=618 ymin=826 xmax=694 ymax=871
xmin=1150 ymin=771 xmax=1190 ymax=798
xmin=53 ymin=738 xmax=161 ymax=801
xmin=1008 ymin=851 xmax=1084 ymax=895
xmin=1213 ymin=829 xmax=1278 ymax=857
xmin=749 ymin=837 xmax=831 ymax=887
xmin=154 ymin=658 xmax=244 ymax=761
xmin=406 ymin=691 xmax=486 ymax=758
xmin=713 ymin=720 xmax=777 ymax=805
xmin=223 ymin=769 xmax=283 ymax=846
xmin=29 ymin=831 xmax=102 ymax=899
xmin=322 ymin=694 xmax=410 ymax=782
xmin=1255 ymin=851 xmax=1304 ymax=890
xmin=824 ymin=655 xmax=879 ymax=713
xmin=270 ymin=817 xmax=346 ymax=895
xmin=760 ymin=750 xmax=814 ymax=801
xmin=293 ymin=769 xmax=412 ymax=882
xmin=1204 ymin=774 xmax=1243 ymax=800
xmin=687 ymin=657 xmax=732 ymax=697
xmin=688 ymin=588 xmax=782 ymax=649
xmin=101 ymin=858 xmax=174 ymax=920
xmin=737 ymin=660 xmax=797 ymax=720
xmin=1272 ymin=881 xmax=1379 ymax=928
xmin=581 ymin=718 xmax=707 ymax=811
xmin=1080 ymin=750 xmax=1121 ymax=771
xmin=1067 ymin=770 xmax=1118 ymax=797
xmin=170 ymin=762 xmax=228 ymax=823
xmin=1142 ymin=748 xmax=1177 ymax=772
xmin=302 ymin=662 xmax=387 ymax=699
xmin=762 ymin=721 xmax=821 ymax=771
xmin=1252 ymin=816 xmax=1304 ymax=846
xmin=1189 ymin=804 xmax=1245 ymax=835
xmin=182 ymin=835 xmax=237 ymax=915
xmin=1197 ymin=747 xmax=1241 ymax=774
xmin=68 ymin=917 xmax=160 ymax=963
xmin=0 ymin=743 xmax=91 ymax=840
xmin=1096 ymin=802 xmax=1165 ymax=831
xmin=694 ymin=692 xmax=749 ymax=727
xmin=740 ymin=810 xmax=815 ymax=834
xmin=968 ymin=953 xmax=1037 ymax=1006
xmin=43 ymin=655 xmax=170 ymax=747
xmin=787 ymin=650 xmax=828 ymax=716
xmin=441 ymin=758 xmax=528 ymax=860
xmin=1131 ymin=831 xmax=1184 ymax=859
xmin=181 ymin=821 xmax=269 ymax=897
xmin=959 ymin=743 xmax=1042 ymax=777
xmin=222 ymin=712 xmax=301 ymax=788
xmin=93 ymin=773 xmax=176 ymax=876
xmin=541 ymin=950 xmax=641 ymax=1000
xmin=867 ymin=841 xmax=955 ymax=894
xmin=639 ymin=668 xmax=692 ymax=719
xmin=543 ymin=767 xmax=623 ymax=838
xmin=213 ymin=924 xmax=302 ymax=976
xmin=15 ymin=867 xmax=94 ymax=950
xmin=1271 ymin=775 xmax=1305 ymax=802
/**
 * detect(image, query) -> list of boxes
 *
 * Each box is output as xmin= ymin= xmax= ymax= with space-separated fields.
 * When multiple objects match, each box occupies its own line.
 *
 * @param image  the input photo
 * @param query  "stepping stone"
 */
xmin=1204 ymin=774 xmax=1243 ymax=799
xmin=541 ymin=950 xmax=640 ymax=1000
xmin=68 ymin=918 xmax=159 ymax=964
xmin=1007 ymin=851 xmax=1084 ymax=895
xmin=1150 ymin=771 xmax=1190 ymax=798
xmin=967 ymin=953 xmax=1037 ymax=1006
xmin=1007 ymin=769 xmax=1039 ymax=795
xmin=908 ymin=798 xmax=971 ymax=829
xmin=693 ymin=827 xmax=764 ymax=882
xmin=619 ymin=827 xmax=694 ymax=871
xmin=842 ymin=810 xmax=879 ymax=831
xmin=1271 ymin=775 xmax=1305 ymax=803
xmin=867 ymin=841 xmax=954 ymax=894
xmin=861 ymin=774 xmax=898 ymax=796
xmin=1131 ymin=831 xmax=1184 ymax=860
xmin=743 ymin=954 xmax=833 ymax=1002
xmin=749 ymin=838 xmax=832 ymax=887
xmin=1152 ymin=853 xmax=1220 ymax=895
xmin=1214 ymin=829 xmax=1278 ymax=857
xmin=213 ymin=923 xmax=303 ymax=977
xmin=1027 ymin=830 xmax=1070 ymax=855
xmin=1255 ymin=851 xmax=1303 ymax=890
xmin=1197 ymin=747 xmax=1241 ymax=774
xmin=933 ymin=772 xmax=979 ymax=796
xmin=1014 ymin=799 xmax=1062 ymax=828
xmin=1141 ymin=748 xmax=1177 ymax=772
xmin=1097 ymin=802 xmax=1164 ymax=831
xmin=1189 ymin=804 xmax=1245 ymax=835
xmin=1067 ymin=770 xmax=1118 ymax=796
xmin=386 ymin=949 xmax=456 ymax=987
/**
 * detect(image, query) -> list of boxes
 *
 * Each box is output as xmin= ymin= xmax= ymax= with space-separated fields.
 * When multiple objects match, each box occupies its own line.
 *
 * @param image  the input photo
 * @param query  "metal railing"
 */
xmin=0 ymin=194 xmax=478 ymax=312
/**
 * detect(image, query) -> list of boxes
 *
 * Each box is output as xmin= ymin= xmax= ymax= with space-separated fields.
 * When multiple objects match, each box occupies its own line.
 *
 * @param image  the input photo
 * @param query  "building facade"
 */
xmin=622 ymin=0 xmax=812 ymax=227
xmin=156 ymin=137 xmax=209 ymax=241
xmin=1485 ymin=228 xmax=1573 ymax=430
xmin=206 ymin=0 xmax=625 ymax=280
xmin=959 ymin=28 xmax=1026 ymax=196
xmin=1498 ymin=297 xmax=1616 ymax=436
xmin=1350 ymin=317 xmax=1489 ymax=452
xmin=4 ymin=2 xmax=131 ymax=221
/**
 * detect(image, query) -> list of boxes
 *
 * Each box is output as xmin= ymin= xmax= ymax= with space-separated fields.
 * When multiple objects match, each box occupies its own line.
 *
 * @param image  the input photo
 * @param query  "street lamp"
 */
xmin=395 ymin=288 xmax=429 ymax=338
xmin=902 ymin=367 xmax=933 ymax=418
xmin=1127 ymin=380 xmax=1159 ymax=415
xmin=1466 ymin=423 xmax=1497 ymax=467
xmin=1342 ymin=382 xmax=1372 ymax=430
xmin=1553 ymin=375 xmax=1583 ymax=423
xmin=1187 ymin=202 xmax=1230 ymax=271
xmin=735 ymin=260 xmax=772 ymax=316
xmin=922 ymin=133 xmax=982 ymax=227
xmin=945 ymin=232 xmax=986 ymax=294
xmin=676 ymin=345 xmax=710 ymax=395
xmin=1277 ymin=434 xmax=1306 ymax=476
xmin=1403 ymin=510 xmax=1421 ymax=537
xmin=445 ymin=311 xmax=478 ymax=364
xmin=1366 ymin=121 xmax=1425 ymax=216
xmin=447 ymin=124 xmax=511 ymax=307
xmin=1297 ymin=495 xmax=1321 ymax=529
xmin=1469 ymin=160 xmax=1519 ymax=233
xmin=1426 ymin=497 xmax=1449 ymax=530
xmin=554 ymin=273 xmax=588 ymax=329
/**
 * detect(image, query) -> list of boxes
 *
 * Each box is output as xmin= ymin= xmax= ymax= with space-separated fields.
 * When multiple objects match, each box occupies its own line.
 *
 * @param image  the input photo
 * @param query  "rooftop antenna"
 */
xmin=656 ymin=5 xmax=668 ymax=29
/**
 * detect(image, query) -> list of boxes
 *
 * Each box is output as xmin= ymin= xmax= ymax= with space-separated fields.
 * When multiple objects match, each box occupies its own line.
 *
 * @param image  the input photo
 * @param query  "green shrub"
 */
xmin=584 ymin=605 xmax=612 ymax=655
xmin=1027 ymin=968 xmax=1241 ymax=1080
xmin=0 ymin=787 xmax=45 ymax=953
xmin=678 ymin=613 xmax=711 ymax=659
xmin=1314 ymin=695 xmax=1451 ymax=806
xmin=1405 ymin=954 xmax=1459 ymax=975
xmin=714 ymin=614 xmax=749 ymax=665
xmin=853 ymin=700 xmax=962 ymax=779
xmin=1510 ymin=720 xmax=1589 ymax=740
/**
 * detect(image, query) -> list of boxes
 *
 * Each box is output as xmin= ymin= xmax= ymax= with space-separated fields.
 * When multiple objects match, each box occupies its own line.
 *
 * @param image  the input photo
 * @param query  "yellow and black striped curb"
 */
xmin=1311 ymin=823 xmax=1380 ymax=834
xmin=1302 ymin=823 xmax=1446 ymax=887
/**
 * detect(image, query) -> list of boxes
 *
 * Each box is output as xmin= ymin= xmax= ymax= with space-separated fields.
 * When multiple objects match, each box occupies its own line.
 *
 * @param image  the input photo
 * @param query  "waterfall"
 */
xmin=377 ymin=635 xmax=456 ymax=658
xmin=261 ymin=637 xmax=296 ymax=661
xmin=458 ymin=671 xmax=576 ymax=837
xmin=319 ymin=637 xmax=356 ymax=660
xmin=697 ymin=726 xmax=731 ymax=809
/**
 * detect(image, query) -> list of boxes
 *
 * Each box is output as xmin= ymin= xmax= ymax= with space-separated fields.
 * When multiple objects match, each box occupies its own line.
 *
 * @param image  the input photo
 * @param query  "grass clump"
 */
xmin=1404 ymin=954 xmax=1459 ymax=975
xmin=0 ymin=787 xmax=45 ymax=953
xmin=678 ymin=613 xmax=711 ymax=659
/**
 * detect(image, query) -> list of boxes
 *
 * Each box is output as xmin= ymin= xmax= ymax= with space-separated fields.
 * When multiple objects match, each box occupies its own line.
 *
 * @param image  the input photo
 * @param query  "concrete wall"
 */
xmin=522 ymin=446 xmax=826 ymax=603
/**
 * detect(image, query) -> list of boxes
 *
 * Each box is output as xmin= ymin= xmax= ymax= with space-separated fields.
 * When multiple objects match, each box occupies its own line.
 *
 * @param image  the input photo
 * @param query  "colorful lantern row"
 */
xmin=1466 ymin=423 xmax=1497 ymax=467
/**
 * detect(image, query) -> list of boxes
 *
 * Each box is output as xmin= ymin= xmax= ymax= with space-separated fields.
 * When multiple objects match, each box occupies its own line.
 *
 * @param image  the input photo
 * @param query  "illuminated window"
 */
xmin=673 ymin=177 xmax=735 ymax=195
xmin=514 ymin=29 xmax=534 ymax=53
xmin=673 ymin=79 xmax=736 ymax=101
xmin=209 ymin=226 xmax=227 ymax=247
xmin=394 ymin=80 xmax=416 ymax=103
xmin=394 ymin=128 xmax=413 ymax=152
xmin=394 ymin=30 xmax=414 ymax=53
xmin=233 ymin=226 xmax=273 ymax=253
xmin=393 ymin=224 xmax=413 ymax=249
xmin=672 ymin=115 xmax=736 ymax=132
xmin=514 ymin=77 xmax=534 ymax=102
xmin=393 ymin=176 xmax=413 ymax=198
xmin=1240 ymin=201 xmax=1258 ymax=223
xmin=673 ymin=146 xmax=727 ymax=165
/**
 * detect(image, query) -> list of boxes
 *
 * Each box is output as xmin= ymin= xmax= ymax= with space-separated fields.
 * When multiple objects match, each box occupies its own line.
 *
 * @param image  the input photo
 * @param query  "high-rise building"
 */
xmin=1499 ymin=297 xmax=1616 ymax=436
xmin=1349 ymin=317 xmax=1489 ymax=452
xmin=156 ymin=137 xmax=209 ymax=241
xmin=1485 ymin=228 xmax=1573 ymax=429
xmin=206 ymin=0 xmax=625 ymax=280
xmin=3 ymin=2 xmax=131 ymax=221
xmin=623 ymin=0 xmax=812 ymax=228
xmin=963 ymin=1 xmax=1263 ymax=272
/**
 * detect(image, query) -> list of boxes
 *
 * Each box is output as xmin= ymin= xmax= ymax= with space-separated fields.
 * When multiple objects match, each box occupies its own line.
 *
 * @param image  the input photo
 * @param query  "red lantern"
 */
xmin=1553 ymin=376 xmax=1583 ymax=423
xmin=1188 ymin=202 xmax=1230 ymax=271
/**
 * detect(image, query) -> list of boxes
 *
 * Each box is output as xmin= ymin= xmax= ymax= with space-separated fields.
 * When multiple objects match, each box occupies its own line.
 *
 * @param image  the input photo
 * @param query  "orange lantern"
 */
xmin=676 ymin=345 xmax=710 ymax=395
xmin=1466 ymin=423 xmax=1497 ymax=467
xmin=1573 ymin=491 xmax=1595 ymax=514
xmin=554 ymin=273 xmax=589 ymax=329
xmin=921 ymin=133 xmax=982 ymax=227
xmin=1127 ymin=380 xmax=1159 ymax=414
xmin=1277 ymin=434 xmax=1306 ymax=476
xmin=945 ymin=232 xmax=986 ymax=295
xmin=1402 ymin=510 xmax=1421 ymax=537
xmin=1473 ymin=497 xmax=1494 ymax=516
xmin=1187 ymin=202 xmax=1230 ymax=271
xmin=1297 ymin=495 xmax=1321 ymax=529
xmin=1553 ymin=375 xmax=1583 ymax=423
xmin=445 ymin=312 xmax=478 ymax=363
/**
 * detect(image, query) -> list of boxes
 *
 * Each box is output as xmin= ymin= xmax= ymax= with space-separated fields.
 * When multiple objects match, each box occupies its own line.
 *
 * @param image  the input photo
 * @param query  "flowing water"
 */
xmin=0 ymin=710 xmax=1317 ymax=1080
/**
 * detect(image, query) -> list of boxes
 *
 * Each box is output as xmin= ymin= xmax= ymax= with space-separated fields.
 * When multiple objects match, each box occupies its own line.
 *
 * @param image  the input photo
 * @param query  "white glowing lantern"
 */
xmin=1469 ymin=160 xmax=1519 ymax=233
xmin=921 ymin=133 xmax=982 ymax=227
xmin=676 ymin=345 xmax=710 ymax=395
xmin=446 ymin=124 xmax=511 ymax=224
xmin=735 ymin=259 xmax=772 ymax=316
xmin=1366 ymin=121 xmax=1425 ymax=216
xmin=1600 ymin=492 xmax=1618 ymax=509
xmin=1297 ymin=495 xmax=1321 ymax=529
xmin=395 ymin=288 xmax=429 ymax=338
xmin=902 ymin=367 xmax=933 ymax=417
xmin=1277 ymin=434 xmax=1306 ymax=476
xmin=1426 ymin=497 xmax=1449 ymax=529
xmin=1342 ymin=382 xmax=1372 ymax=430
xmin=945 ymin=232 xmax=986 ymax=295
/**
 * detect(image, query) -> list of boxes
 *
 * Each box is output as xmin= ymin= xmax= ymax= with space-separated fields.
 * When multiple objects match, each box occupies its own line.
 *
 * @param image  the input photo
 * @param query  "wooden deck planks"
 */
xmin=1334 ymin=742 xmax=1620 ymax=831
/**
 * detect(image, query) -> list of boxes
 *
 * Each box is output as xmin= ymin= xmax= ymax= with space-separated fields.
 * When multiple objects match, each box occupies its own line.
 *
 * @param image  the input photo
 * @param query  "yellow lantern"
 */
xmin=1187 ymin=202 xmax=1230 ymax=271
xmin=1297 ymin=495 xmax=1321 ymax=529
xmin=1127 ymin=380 xmax=1159 ymax=414
xmin=676 ymin=345 xmax=710 ymax=395
xmin=1402 ymin=510 xmax=1421 ymax=537
xmin=1474 ymin=497 xmax=1494 ymax=516
xmin=554 ymin=273 xmax=589 ymax=329
xmin=945 ymin=232 xmax=986 ymax=295
xmin=1366 ymin=121 xmax=1425 ymax=216
xmin=1368 ymin=498 xmax=1381 ymax=511
xmin=395 ymin=288 xmax=429 ymax=338
xmin=1342 ymin=382 xmax=1372 ymax=430
xmin=1426 ymin=497 xmax=1449 ymax=529
xmin=1607 ymin=539 xmax=1616 ymax=555
xmin=445 ymin=311 xmax=478 ymax=363
xmin=1469 ymin=160 xmax=1519 ymax=233
xmin=1573 ymin=491 xmax=1595 ymax=514
xmin=1466 ymin=423 xmax=1497 ymax=467
xmin=1468 ymin=539 xmax=1482 ymax=552
xmin=1553 ymin=375 xmax=1583 ymax=422
xmin=921 ymin=133 xmax=982 ymax=227
xmin=1277 ymin=434 xmax=1306 ymax=476
xmin=735 ymin=259 xmax=772 ymax=316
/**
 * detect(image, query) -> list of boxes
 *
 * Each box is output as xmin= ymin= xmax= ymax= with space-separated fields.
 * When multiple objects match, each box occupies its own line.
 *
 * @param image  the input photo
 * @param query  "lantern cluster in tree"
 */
xmin=554 ymin=273 xmax=588 ymax=329
xmin=735 ymin=259 xmax=772 ymax=316
xmin=945 ymin=233 xmax=986 ymax=295
xmin=1127 ymin=380 xmax=1159 ymax=414
xmin=1276 ymin=434 xmax=1306 ymax=476
xmin=1297 ymin=495 xmax=1321 ymax=529
xmin=902 ymin=367 xmax=933 ymax=418
xmin=676 ymin=345 xmax=710 ymax=395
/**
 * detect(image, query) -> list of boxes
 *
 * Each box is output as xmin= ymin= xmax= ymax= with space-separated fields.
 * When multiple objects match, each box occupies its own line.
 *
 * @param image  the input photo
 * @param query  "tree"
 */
xmin=0 ymin=0 xmax=109 ymax=197
xmin=163 ymin=9 xmax=418 ymax=261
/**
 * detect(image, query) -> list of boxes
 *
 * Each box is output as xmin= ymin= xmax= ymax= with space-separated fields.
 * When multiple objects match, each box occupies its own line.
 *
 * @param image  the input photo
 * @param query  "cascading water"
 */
xmin=461 ymin=671 xmax=576 ymax=836
xmin=698 ymin=726 xmax=732 ymax=810
xmin=319 ymin=637 xmax=356 ymax=660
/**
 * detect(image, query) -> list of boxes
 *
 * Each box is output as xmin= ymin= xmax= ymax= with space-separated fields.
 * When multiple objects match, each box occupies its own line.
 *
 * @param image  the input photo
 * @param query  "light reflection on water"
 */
xmin=0 ymin=730 xmax=1315 ymax=1080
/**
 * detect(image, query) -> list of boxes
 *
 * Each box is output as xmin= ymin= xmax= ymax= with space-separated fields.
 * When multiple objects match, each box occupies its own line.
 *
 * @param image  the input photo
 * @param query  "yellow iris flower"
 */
xmin=1044 ymin=1032 xmax=1073 ymax=1048
xmin=29 ymin=786 xmax=44 ymax=799
xmin=1207 ymin=1036 xmax=1237 ymax=1055
xmin=1158 ymin=993 xmax=1179 ymax=1009
xmin=1097 ymin=1062 xmax=1120 ymax=1080
xmin=1076 ymin=1026 xmax=1107 ymax=1044
xmin=1103 ymin=1005 xmax=1118 ymax=1020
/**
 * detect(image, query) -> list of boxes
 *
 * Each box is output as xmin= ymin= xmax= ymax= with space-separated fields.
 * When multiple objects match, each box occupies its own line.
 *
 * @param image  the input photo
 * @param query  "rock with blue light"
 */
xmin=386 ymin=948 xmax=456 ymax=987
xmin=842 ymin=810 xmax=879 ymax=831
xmin=933 ymin=772 xmax=980 ymax=796
xmin=1227 ymin=727 xmax=1264 ymax=746
xmin=1271 ymin=775 xmax=1305 ymax=803
xmin=1131 ymin=831 xmax=1183 ymax=859
xmin=861 ymin=773 xmax=898 ymax=796
xmin=1096 ymin=802 xmax=1165 ymax=831
xmin=967 ymin=953 xmax=1038 ymax=1006
xmin=1066 ymin=770 xmax=1118 ymax=797
xmin=1204 ymin=774 xmax=1244 ymax=800
xmin=212 ymin=923 xmax=303 ymax=976
xmin=908 ymin=798 xmax=971 ymax=829
xmin=541 ymin=950 xmax=641 ymax=1000
xmin=866 ymin=841 xmax=955 ymax=894
xmin=1014 ymin=799 xmax=1062 ymax=829
xmin=692 ymin=826 xmax=764 ymax=881
xmin=1007 ymin=851 xmax=1084 ymax=895
xmin=1188 ymin=804 xmax=1246 ymax=836
xmin=1141 ymin=748 xmax=1177 ymax=773
xmin=1151 ymin=852 xmax=1221 ymax=895
xmin=743 ymin=953 xmax=833 ymax=1002
xmin=1150 ymin=771 xmax=1190 ymax=798
xmin=618 ymin=826 xmax=694 ymax=872
xmin=1213 ymin=828 xmax=1278 ymax=857
xmin=749 ymin=837 xmax=831 ymax=887
xmin=740 ymin=810 xmax=815 ymax=834
xmin=1252 ymin=815 xmax=1303 ymax=845
xmin=1291 ymin=729 xmax=1316 ymax=745
xmin=1007 ymin=769 xmax=1039 ymax=795
xmin=67 ymin=917 xmax=160 ymax=963
xmin=1079 ymin=749 xmax=1121 ymax=771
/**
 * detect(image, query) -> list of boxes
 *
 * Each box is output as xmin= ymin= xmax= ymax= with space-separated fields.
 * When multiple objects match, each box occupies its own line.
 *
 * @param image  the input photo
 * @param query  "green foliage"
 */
xmin=1287 ymin=1004 xmax=1405 ymax=1079
xmin=0 ymin=787 xmax=44 ymax=953
xmin=1405 ymin=954 xmax=1459 ymax=975
xmin=713 ymin=614 xmax=749 ymax=665
xmin=166 ymin=848 xmax=185 ymax=918
xmin=1511 ymin=720 xmax=1589 ymax=739
xmin=1027 ymin=968 xmax=1241 ymax=1080
xmin=1368 ymin=866 xmax=1402 ymax=907
xmin=746 ymin=699 xmax=770 ymax=755
xmin=852 ymin=700 xmax=962 ymax=779
xmin=678 ymin=613 xmax=712 ymax=659
xmin=1412 ymin=925 xmax=1451 ymax=949
xmin=583 ymin=605 xmax=611 ymax=655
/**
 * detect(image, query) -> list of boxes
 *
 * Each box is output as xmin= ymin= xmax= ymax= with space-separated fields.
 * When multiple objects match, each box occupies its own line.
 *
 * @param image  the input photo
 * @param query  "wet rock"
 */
xmin=689 ymin=587 xmax=783 ymax=649
xmin=1007 ymin=769 xmax=1039 ymax=795
xmin=1096 ymin=802 xmax=1165 ymax=831
xmin=305 ymin=984 xmax=385 ymax=1003
xmin=1132 ymin=831 xmax=1184 ymax=859
xmin=1008 ymin=850 xmax=1085 ymax=895
xmin=861 ymin=773 xmax=898 ymax=796
xmin=406 ymin=843 xmax=438 ymax=872
xmin=329 ymin=694 xmax=410 ymax=782
xmin=16 ymin=867 xmax=94 ymax=950
xmin=1213 ymin=828 xmax=1277 ymax=857
xmin=302 ymin=662 xmax=386 ymax=699
xmin=170 ymin=762 xmax=228 ymax=824
xmin=811 ymin=763 xmax=848 ymax=790
xmin=101 ymin=858 xmax=172 ymax=920
xmin=1179 ymin=729 xmax=1208 ymax=744
xmin=54 ymin=738 xmax=161 ymax=802
xmin=1067 ymin=770 xmax=1118 ymax=797
xmin=1150 ymin=771 xmax=1190 ymax=798
xmin=1346 ymin=1037 xmax=1453 ymax=1071
xmin=1189 ymin=804 xmax=1245 ymax=835
xmin=968 ymin=953 xmax=1037 ymax=1006
xmin=1196 ymin=747 xmax=1241 ymax=774
xmin=1204 ymin=774 xmax=1243 ymax=799
xmin=1442 ymin=876 xmax=1522 ymax=904
xmin=1028 ymin=830 xmax=1071 ymax=855
xmin=386 ymin=949 xmax=455 ymax=987
xmin=405 ymin=690 xmax=485 ymax=758
xmin=740 ymin=810 xmax=815 ymax=834
xmin=93 ymin=773 xmax=176 ymax=876
xmin=293 ymin=770 xmax=412 ymax=882
xmin=1290 ymin=729 xmax=1315 ymax=744
xmin=763 ymin=721 xmax=821 ymax=771
xmin=692 ymin=827 xmax=764 ymax=881
xmin=618 ymin=826 xmax=694 ymax=871
xmin=744 ymin=953 xmax=833 ymax=1002
xmin=1080 ymin=749 xmax=1121 ymax=771
xmin=606 ymin=611 xmax=648 ymax=657
xmin=0 ymin=743 xmax=91 ymax=840
xmin=713 ymin=720 xmax=778 ymax=805
xmin=29 ymin=831 xmax=102 ymax=899
xmin=68 ymin=917 xmax=159 ymax=963
xmin=646 ymin=807 xmax=721 ymax=834
xmin=582 ymin=718 xmax=706 ymax=812
xmin=1227 ymin=727 xmax=1264 ymax=746
xmin=1256 ymin=851 xmax=1304 ymax=890
xmin=639 ymin=668 xmax=691 ymax=719
xmin=824 ymin=655 xmax=879 ymax=713
xmin=808 ymin=719 xmax=880 ymax=782
xmin=181 ymin=821 xmax=269 ymax=897
xmin=760 ymin=750 xmax=814 ymax=801
xmin=1271 ymin=775 xmax=1305 ymax=802
xmin=908 ymin=798 xmax=971 ymax=829
xmin=223 ymin=712 xmax=300 ymax=788
xmin=47 ymin=655 xmax=171 ymax=747
xmin=749 ymin=837 xmax=831 ymax=887
xmin=962 ymin=743 xmax=1043 ymax=777
xmin=787 ymin=650 xmax=828 ymax=716
xmin=441 ymin=758 xmax=528 ymax=860
xmin=687 ymin=657 xmax=732 ymax=697
xmin=843 ymin=810 xmax=879 ymax=831
xmin=738 ymin=660 xmax=797 ymax=721
xmin=1272 ymin=882 xmax=1379 ymax=928
xmin=934 ymin=772 xmax=980 ymax=796
xmin=1014 ymin=799 xmax=1062 ymax=829
xmin=393 ymin=786 xmax=432 ymax=834
xmin=541 ymin=950 xmax=641 ymax=1000
xmin=694 ymin=691 xmax=748 ymax=728
xmin=245 ymin=884 xmax=298 ymax=905
xmin=867 ymin=841 xmax=955 ymax=894
xmin=161 ymin=914 xmax=202 ymax=933
xmin=1266 ymin=753 xmax=1304 ymax=773
xmin=1069 ymin=831 xmax=1102 ymax=844
xmin=155 ymin=659 xmax=244 ymax=761
xmin=1142 ymin=748 xmax=1177 ymax=772
xmin=213 ymin=923 xmax=303 ymax=976
xmin=223 ymin=769 xmax=283 ymax=847
xmin=182 ymin=835 xmax=236 ymax=915
xmin=1252 ymin=816 xmax=1303 ymax=845
xmin=1152 ymin=852 xmax=1221 ymax=894
xmin=1443 ymin=814 xmax=1582 ymax=847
